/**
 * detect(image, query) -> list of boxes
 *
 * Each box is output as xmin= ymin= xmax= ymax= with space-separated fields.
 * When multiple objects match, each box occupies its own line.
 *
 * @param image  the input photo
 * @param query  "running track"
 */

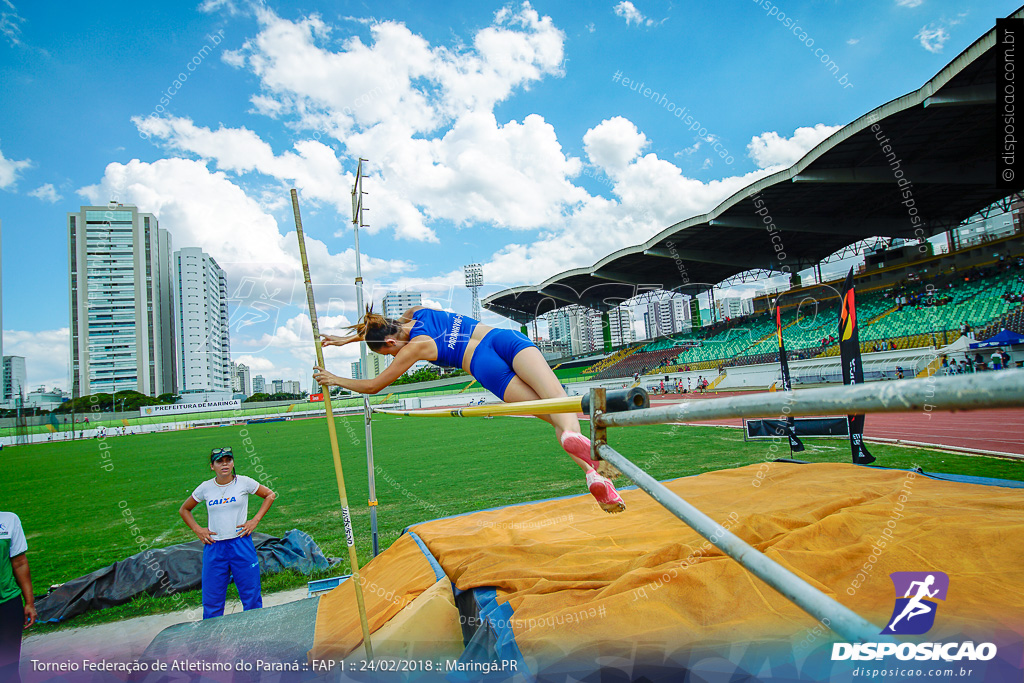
xmin=644 ymin=392 xmax=1024 ymax=456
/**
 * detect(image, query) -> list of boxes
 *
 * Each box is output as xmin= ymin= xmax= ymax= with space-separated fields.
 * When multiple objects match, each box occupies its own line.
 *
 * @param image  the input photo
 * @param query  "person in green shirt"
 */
xmin=0 ymin=512 xmax=35 ymax=683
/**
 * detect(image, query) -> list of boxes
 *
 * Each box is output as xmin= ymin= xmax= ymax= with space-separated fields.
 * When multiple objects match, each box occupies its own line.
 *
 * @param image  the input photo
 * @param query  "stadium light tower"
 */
xmin=464 ymin=263 xmax=483 ymax=320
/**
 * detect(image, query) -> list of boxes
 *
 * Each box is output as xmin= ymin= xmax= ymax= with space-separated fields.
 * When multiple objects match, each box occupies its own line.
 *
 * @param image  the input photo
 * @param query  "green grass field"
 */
xmin=5 ymin=413 xmax=1022 ymax=633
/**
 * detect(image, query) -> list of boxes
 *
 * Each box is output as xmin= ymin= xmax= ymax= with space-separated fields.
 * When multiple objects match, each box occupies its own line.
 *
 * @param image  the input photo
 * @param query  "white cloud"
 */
xmin=28 ymin=183 xmax=62 ymax=202
xmin=895 ymin=0 xmax=923 ymax=7
xmin=3 ymin=328 xmax=69 ymax=391
xmin=916 ymin=24 xmax=950 ymax=53
xmin=747 ymin=124 xmax=842 ymax=169
xmin=613 ymin=1 xmax=652 ymax=27
xmin=197 ymin=0 xmax=239 ymax=15
xmin=0 ymin=142 xmax=31 ymax=189
xmin=847 ymin=38 xmax=860 ymax=45
xmin=583 ymin=116 xmax=649 ymax=171
xmin=77 ymin=158 xmax=412 ymax=344
xmin=0 ymin=0 xmax=24 ymax=47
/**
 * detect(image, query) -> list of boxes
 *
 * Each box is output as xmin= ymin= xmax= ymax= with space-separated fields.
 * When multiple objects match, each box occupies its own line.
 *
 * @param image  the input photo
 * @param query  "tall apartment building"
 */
xmin=715 ymin=297 xmax=754 ymax=321
xmin=68 ymin=205 xmax=176 ymax=397
xmin=2 ymin=356 xmax=26 ymax=402
xmin=544 ymin=305 xmax=634 ymax=354
xmin=252 ymin=375 xmax=266 ymax=394
xmin=282 ymin=380 xmax=301 ymax=395
xmin=271 ymin=379 xmax=284 ymax=394
xmin=602 ymin=306 xmax=635 ymax=346
xmin=644 ymin=295 xmax=689 ymax=339
xmin=173 ymin=248 xmax=231 ymax=394
xmin=229 ymin=362 xmax=251 ymax=396
xmin=352 ymin=353 xmax=391 ymax=380
xmin=545 ymin=306 xmax=592 ymax=355
xmin=383 ymin=291 xmax=422 ymax=319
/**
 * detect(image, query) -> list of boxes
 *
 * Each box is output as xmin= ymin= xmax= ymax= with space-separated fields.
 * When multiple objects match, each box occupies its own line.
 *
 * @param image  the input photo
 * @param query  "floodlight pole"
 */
xmin=352 ymin=159 xmax=380 ymax=557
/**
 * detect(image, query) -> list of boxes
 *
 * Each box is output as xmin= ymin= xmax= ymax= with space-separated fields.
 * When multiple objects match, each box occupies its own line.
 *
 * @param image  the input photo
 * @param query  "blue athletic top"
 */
xmin=408 ymin=309 xmax=480 ymax=368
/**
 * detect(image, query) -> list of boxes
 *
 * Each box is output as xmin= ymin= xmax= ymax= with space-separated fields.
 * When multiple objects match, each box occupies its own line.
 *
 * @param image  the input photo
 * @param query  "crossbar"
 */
xmin=375 ymin=395 xmax=584 ymax=418
xmin=596 ymin=373 xmax=1024 ymax=429
xmin=374 ymin=387 xmax=648 ymax=418
xmin=595 ymin=442 xmax=892 ymax=643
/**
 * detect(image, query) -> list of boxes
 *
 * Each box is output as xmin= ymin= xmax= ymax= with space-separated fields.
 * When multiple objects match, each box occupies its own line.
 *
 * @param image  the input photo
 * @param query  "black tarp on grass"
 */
xmin=36 ymin=529 xmax=337 ymax=623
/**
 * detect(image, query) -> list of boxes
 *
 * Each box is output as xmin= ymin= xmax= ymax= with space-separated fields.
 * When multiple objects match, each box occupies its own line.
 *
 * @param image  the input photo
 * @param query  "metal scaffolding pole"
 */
xmin=593 ymin=439 xmax=891 ymax=644
xmin=351 ymin=159 xmax=380 ymax=557
xmin=595 ymin=373 xmax=1024 ymax=430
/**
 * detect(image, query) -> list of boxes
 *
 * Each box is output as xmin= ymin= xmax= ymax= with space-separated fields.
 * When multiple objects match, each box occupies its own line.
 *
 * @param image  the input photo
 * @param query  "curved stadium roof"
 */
xmin=484 ymin=13 xmax=1018 ymax=324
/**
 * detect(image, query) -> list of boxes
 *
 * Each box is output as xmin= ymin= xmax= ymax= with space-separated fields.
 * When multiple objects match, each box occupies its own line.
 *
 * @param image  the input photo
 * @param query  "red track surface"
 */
xmin=419 ymin=389 xmax=1024 ymax=456
xmin=645 ymin=392 xmax=1024 ymax=456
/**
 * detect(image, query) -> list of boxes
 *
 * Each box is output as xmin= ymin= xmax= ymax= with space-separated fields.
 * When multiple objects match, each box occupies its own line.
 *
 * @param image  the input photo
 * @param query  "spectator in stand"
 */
xmin=991 ymin=350 xmax=1003 ymax=370
xmin=1000 ymin=349 xmax=1011 ymax=369
xmin=895 ymin=366 xmax=904 ymax=380
xmin=974 ymin=352 xmax=986 ymax=372
xmin=828 ymin=334 xmax=835 ymax=345
xmin=941 ymin=357 xmax=950 ymax=375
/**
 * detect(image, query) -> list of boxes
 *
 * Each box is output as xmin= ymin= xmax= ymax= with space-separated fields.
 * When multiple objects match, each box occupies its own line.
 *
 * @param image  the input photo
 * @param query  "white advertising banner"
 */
xmin=141 ymin=399 xmax=242 ymax=416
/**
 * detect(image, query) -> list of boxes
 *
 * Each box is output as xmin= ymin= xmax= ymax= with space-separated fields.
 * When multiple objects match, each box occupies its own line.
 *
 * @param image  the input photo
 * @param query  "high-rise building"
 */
xmin=715 ymin=297 xmax=753 ymax=321
xmin=230 ymin=362 xmax=251 ymax=395
xmin=252 ymin=375 xmax=266 ymax=394
xmin=282 ymin=380 xmax=301 ymax=395
xmin=546 ymin=306 xmax=609 ymax=355
xmin=3 ymin=356 xmax=26 ymax=402
xmin=271 ymin=379 xmax=284 ymax=394
xmin=383 ymin=291 xmax=422 ymax=319
xmin=644 ymin=295 xmax=689 ymax=339
xmin=173 ymin=248 xmax=231 ymax=394
xmin=606 ymin=306 xmax=635 ymax=346
xmin=351 ymin=361 xmax=363 ymax=380
xmin=68 ymin=204 xmax=176 ymax=397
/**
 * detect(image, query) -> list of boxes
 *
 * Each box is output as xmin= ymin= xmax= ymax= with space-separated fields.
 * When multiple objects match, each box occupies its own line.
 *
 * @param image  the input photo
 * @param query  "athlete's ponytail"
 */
xmin=346 ymin=305 xmax=401 ymax=352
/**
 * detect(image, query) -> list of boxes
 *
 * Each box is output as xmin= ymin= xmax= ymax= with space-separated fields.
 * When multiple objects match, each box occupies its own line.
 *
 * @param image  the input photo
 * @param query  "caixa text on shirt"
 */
xmin=208 ymin=497 xmax=237 ymax=506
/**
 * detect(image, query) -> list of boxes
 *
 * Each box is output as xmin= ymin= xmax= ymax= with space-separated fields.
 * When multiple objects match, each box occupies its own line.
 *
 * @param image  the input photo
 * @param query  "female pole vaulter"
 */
xmin=312 ymin=306 xmax=626 ymax=513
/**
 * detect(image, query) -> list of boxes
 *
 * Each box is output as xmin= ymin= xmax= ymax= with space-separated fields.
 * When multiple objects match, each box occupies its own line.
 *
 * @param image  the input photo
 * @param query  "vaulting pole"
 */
xmin=291 ymin=189 xmax=374 ymax=660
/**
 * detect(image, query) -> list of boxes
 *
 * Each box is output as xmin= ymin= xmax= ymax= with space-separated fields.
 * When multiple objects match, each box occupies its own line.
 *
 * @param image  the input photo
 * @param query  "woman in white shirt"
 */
xmin=179 ymin=448 xmax=277 ymax=619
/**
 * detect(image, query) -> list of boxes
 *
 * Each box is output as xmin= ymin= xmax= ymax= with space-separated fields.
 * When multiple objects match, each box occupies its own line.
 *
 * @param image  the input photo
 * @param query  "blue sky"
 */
xmin=0 ymin=0 xmax=1016 ymax=392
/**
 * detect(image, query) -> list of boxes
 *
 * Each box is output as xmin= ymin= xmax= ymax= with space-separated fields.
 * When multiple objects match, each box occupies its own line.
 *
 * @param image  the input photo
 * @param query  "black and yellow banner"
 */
xmin=839 ymin=268 xmax=875 ymax=465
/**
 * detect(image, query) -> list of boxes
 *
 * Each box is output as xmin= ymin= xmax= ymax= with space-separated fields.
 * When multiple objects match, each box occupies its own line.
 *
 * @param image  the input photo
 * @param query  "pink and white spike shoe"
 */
xmin=586 ymin=470 xmax=626 ymax=514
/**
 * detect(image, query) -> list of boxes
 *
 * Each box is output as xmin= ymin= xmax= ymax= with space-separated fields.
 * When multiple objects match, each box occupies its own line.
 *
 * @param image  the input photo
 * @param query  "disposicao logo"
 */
xmin=832 ymin=571 xmax=998 ymax=662
xmin=883 ymin=571 xmax=948 ymax=635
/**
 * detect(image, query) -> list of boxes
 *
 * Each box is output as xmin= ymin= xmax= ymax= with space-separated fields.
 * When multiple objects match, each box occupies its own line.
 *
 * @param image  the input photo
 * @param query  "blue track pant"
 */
xmin=202 ymin=536 xmax=263 ymax=619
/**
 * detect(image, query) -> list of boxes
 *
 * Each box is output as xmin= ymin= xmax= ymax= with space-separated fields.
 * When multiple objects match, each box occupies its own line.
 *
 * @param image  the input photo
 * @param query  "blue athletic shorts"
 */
xmin=469 ymin=329 xmax=536 ymax=400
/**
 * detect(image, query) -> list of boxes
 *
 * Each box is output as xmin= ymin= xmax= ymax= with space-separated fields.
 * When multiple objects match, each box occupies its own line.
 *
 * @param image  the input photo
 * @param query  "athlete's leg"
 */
xmin=501 ymin=375 xmax=592 ymax=471
xmin=228 ymin=537 xmax=263 ymax=611
xmin=508 ymin=346 xmax=620 ymax=475
xmin=509 ymin=346 xmax=580 ymax=438
xmin=202 ymin=543 xmax=230 ymax=619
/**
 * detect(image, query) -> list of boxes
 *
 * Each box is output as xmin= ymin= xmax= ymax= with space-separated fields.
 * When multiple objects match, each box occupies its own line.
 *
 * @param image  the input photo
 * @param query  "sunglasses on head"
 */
xmin=211 ymin=447 xmax=233 ymax=458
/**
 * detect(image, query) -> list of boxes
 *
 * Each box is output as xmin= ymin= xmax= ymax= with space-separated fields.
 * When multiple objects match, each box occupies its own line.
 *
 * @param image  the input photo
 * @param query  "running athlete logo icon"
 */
xmin=881 ymin=571 xmax=949 ymax=635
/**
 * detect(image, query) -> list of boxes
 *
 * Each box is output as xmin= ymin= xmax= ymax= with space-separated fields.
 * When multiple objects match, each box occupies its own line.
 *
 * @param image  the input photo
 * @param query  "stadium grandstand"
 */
xmin=485 ymin=23 xmax=1024 ymax=391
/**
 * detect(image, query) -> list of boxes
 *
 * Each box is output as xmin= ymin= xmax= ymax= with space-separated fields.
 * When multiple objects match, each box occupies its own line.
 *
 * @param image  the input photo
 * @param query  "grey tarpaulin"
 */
xmin=36 ymin=529 xmax=337 ymax=623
